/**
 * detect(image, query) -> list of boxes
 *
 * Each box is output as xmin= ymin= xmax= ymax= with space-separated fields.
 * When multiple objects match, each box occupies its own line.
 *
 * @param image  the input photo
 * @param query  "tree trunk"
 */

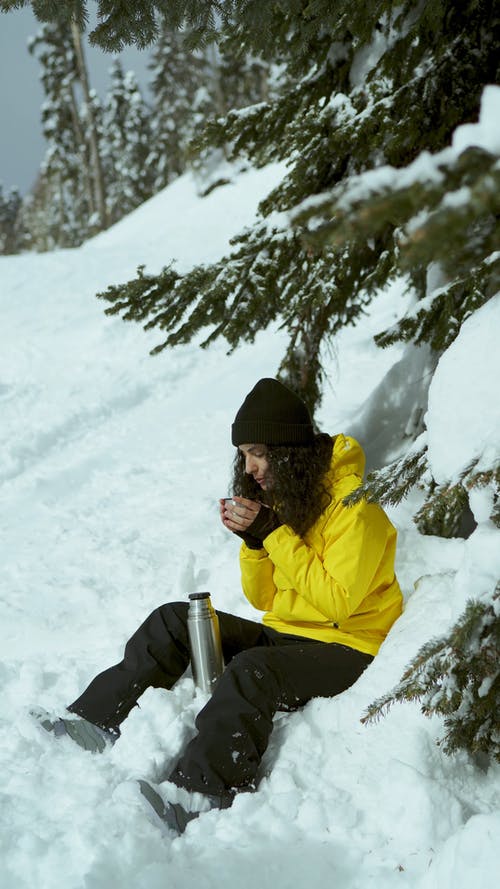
xmin=70 ymin=21 xmax=108 ymax=230
xmin=279 ymin=305 xmax=328 ymax=414
xmin=67 ymin=79 xmax=96 ymax=222
xmin=207 ymin=43 xmax=226 ymax=116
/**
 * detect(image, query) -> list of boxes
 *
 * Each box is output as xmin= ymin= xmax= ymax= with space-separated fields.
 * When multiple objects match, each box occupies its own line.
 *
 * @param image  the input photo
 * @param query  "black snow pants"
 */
xmin=68 ymin=602 xmax=373 ymax=797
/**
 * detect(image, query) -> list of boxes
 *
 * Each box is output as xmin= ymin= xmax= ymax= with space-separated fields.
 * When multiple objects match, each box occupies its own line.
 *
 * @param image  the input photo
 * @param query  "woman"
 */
xmin=41 ymin=378 xmax=402 ymax=834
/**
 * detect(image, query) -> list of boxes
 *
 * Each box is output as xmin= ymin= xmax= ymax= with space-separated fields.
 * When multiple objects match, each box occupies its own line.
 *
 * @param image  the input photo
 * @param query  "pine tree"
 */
xmin=335 ymin=117 xmax=500 ymax=536
xmin=16 ymin=173 xmax=51 ymax=251
xmin=24 ymin=17 xmax=155 ymax=247
xmin=93 ymin=2 xmax=498 ymax=412
xmin=146 ymin=24 xmax=275 ymax=193
xmin=28 ymin=22 xmax=91 ymax=248
xmin=147 ymin=26 xmax=206 ymax=187
xmin=217 ymin=31 xmax=273 ymax=113
xmin=189 ymin=35 xmax=278 ymax=192
xmin=101 ymin=60 xmax=154 ymax=223
xmin=0 ymin=183 xmax=22 ymax=254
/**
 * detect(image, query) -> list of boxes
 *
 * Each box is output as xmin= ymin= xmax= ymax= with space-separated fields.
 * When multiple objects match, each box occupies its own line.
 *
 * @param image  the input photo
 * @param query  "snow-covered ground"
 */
xmin=1 ymin=161 xmax=499 ymax=889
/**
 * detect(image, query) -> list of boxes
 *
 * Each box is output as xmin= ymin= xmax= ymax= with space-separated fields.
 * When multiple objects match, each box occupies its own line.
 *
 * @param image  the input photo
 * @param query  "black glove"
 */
xmin=234 ymin=506 xmax=282 ymax=550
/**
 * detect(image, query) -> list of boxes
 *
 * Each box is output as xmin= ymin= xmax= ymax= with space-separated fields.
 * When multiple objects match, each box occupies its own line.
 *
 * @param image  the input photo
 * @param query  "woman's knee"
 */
xmin=156 ymin=601 xmax=188 ymax=621
xmin=223 ymin=647 xmax=282 ymax=696
xmin=141 ymin=601 xmax=189 ymax=634
xmin=127 ymin=601 xmax=189 ymax=652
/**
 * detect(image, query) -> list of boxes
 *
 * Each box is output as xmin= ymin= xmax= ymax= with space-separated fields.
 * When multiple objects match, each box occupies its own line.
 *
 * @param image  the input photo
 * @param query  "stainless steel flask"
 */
xmin=187 ymin=592 xmax=224 ymax=693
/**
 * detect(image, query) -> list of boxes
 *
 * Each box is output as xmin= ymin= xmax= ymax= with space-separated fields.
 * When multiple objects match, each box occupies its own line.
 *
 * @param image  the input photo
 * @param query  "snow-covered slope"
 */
xmin=0 ymin=164 xmax=498 ymax=889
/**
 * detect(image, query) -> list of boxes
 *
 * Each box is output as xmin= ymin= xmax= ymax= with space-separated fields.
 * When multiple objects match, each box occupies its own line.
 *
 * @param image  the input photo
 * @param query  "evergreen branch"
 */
xmin=0 ymin=0 xmax=374 ymax=53
xmin=0 ymin=0 xmax=30 ymax=10
xmin=90 ymin=2 xmax=224 ymax=51
xmin=293 ymin=147 xmax=499 ymax=255
xmin=1 ymin=0 xmax=90 ymax=29
xmin=97 ymin=218 xmax=384 ymax=412
xmin=88 ymin=0 xmax=499 ymax=417
xmin=96 ymin=263 xmax=181 ymax=323
xmin=192 ymin=65 xmax=341 ymax=170
xmin=414 ymin=481 xmax=471 ymax=538
xmin=375 ymin=254 xmax=499 ymax=351
xmin=344 ymin=443 xmax=429 ymax=508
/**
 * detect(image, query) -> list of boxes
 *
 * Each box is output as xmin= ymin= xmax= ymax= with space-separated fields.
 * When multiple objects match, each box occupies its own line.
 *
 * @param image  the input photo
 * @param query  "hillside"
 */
xmin=0 ymin=161 xmax=499 ymax=889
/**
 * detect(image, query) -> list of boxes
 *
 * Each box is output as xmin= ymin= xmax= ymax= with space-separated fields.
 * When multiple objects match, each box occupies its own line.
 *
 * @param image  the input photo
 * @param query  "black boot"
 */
xmin=34 ymin=708 xmax=119 ymax=753
xmin=137 ymin=780 xmax=232 ymax=836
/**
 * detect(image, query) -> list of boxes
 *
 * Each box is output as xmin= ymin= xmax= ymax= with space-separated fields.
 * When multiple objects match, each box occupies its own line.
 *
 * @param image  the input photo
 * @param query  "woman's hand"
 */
xmin=220 ymin=497 xmax=282 ymax=550
xmin=220 ymin=496 xmax=261 ymax=532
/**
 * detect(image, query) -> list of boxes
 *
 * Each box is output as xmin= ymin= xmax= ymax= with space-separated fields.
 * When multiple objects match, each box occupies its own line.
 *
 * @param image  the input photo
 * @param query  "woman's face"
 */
xmin=238 ymin=443 xmax=270 ymax=490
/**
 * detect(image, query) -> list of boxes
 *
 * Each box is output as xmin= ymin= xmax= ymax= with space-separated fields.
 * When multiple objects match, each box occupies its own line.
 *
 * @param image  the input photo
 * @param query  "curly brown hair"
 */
xmin=231 ymin=433 xmax=334 ymax=537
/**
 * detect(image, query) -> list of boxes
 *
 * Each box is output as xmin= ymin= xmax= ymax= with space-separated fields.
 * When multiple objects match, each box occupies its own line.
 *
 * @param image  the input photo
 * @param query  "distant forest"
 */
xmin=0 ymin=20 xmax=275 ymax=253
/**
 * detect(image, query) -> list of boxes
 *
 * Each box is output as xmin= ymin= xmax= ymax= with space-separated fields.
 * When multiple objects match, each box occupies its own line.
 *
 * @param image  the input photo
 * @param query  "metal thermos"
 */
xmin=187 ymin=592 xmax=224 ymax=693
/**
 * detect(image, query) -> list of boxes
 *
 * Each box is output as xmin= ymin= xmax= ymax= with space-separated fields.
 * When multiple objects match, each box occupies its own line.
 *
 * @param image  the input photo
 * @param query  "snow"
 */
xmin=452 ymin=85 xmax=500 ymax=154
xmin=86 ymin=160 xmax=288 ymax=272
xmin=1 ymin=160 xmax=499 ymax=889
xmin=426 ymin=293 xmax=500 ymax=485
xmin=349 ymin=29 xmax=389 ymax=88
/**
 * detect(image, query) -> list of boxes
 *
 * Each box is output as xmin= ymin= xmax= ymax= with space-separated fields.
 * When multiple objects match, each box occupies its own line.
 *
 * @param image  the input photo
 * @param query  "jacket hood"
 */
xmin=327 ymin=434 xmax=365 ymax=496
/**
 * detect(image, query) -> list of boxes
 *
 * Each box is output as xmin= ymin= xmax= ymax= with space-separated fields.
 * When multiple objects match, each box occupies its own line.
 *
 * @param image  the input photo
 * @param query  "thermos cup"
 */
xmin=187 ymin=592 xmax=224 ymax=693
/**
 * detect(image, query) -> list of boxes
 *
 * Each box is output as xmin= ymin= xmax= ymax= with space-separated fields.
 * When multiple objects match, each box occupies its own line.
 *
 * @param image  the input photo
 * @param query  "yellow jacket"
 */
xmin=239 ymin=434 xmax=402 ymax=656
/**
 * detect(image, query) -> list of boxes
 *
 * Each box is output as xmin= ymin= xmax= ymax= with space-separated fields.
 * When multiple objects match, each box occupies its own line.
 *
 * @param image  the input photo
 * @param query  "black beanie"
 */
xmin=231 ymin=378 xmax=315 ymax=446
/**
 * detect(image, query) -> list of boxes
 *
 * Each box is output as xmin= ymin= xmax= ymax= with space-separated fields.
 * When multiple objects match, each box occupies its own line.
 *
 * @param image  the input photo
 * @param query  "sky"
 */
xmin=0 ymin=6 xmax=152 ymax=195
